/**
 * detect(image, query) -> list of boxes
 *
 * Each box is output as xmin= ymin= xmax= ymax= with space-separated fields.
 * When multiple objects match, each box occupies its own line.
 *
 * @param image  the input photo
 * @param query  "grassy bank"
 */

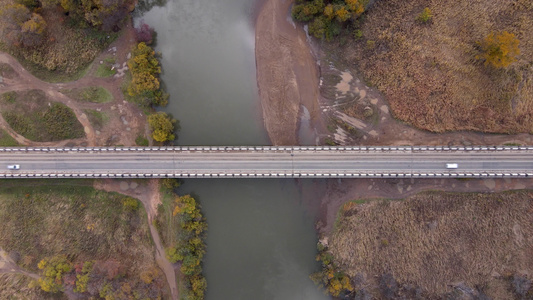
xmin=322 ymin=190 xmax=533 ymax=299
xmin=1 ymin=90 xmax=84 ymax=141
xmin=154 ymin=180 xmax=208 ymax=300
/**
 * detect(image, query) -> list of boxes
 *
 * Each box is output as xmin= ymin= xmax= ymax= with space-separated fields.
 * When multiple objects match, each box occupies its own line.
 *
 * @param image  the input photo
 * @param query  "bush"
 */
xmin=165 ymin=247 xmax=181 ymax=263
xmin=476 ymin=31 xmax=520 ymax=68
xmin=416 ymin=7 xmax=432 ymax=23
xmin=135 ymin=22 xmax=155 ymax=45
xmin=122 ymin=197 xmax=139 ymax=212
xmin=2 ymin=91 xmax=17 ymax=103
xmin=311 ymin=243 xmax=354 ymax=297
xmin=135 ymin=135 xmax=149 ymax=146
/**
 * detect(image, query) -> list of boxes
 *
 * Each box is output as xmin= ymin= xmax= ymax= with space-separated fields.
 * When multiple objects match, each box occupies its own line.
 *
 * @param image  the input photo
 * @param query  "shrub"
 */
xmin=135 ymin=22 xmax=155 ymax=45
xmin=477 ymin=31 xmax=520 ymax=68
xmin=162 ymin=178 xmax=181 ymax=189
xmin=353 ymin=29 xmax=362 ymax=40
xmin=165 ymin=247 xmax=181 ymax=263
xmin=135 ymin=135 xmax=149 ymax=146
xmin=122 ymin=197 xmax=139 ymax=212
xmin=416 ymin=7 xmax=432 ymax=23
xmin=2 ymin=91 xmax=17 ymax=104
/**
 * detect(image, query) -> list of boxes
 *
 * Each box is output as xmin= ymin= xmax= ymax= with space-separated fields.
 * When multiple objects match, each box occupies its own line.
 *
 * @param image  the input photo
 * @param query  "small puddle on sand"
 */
xmin=335 ymin=71 xmax=353 ymax=95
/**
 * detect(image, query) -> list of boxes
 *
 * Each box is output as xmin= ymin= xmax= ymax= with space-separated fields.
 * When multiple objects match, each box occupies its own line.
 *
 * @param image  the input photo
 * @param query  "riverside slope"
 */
xmin=255 ymin=0 xmax=321 ymax=145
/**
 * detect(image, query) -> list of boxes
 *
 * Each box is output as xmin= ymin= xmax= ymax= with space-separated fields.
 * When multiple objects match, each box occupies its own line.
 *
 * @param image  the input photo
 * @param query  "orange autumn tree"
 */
xmin=477 ymin=31 xmax=520 ymax=68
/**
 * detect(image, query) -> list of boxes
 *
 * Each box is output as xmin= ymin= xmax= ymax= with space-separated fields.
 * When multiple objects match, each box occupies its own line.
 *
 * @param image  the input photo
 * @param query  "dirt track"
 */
xmin=255 ymin=0 xmax=321 ymax=145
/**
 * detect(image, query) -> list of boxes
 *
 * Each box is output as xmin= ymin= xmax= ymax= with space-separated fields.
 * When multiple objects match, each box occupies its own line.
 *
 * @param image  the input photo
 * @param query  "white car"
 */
xmin=446 ymin=163 xmax=458 ymax=169
xmin=7 ymin=164 xmax=20 ymax=170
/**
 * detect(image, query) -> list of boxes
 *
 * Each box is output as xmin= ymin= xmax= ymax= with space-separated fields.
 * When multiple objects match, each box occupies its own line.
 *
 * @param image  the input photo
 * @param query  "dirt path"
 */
xmin=0 ymin=248 xmax=39 ymax=280
xmin=255 ymin=0 xmax=321 ymax=145
xmin=0 ymin=32 xmax=146 ymax=147
xmin=94 ymin=179 xmax=179 ymax=300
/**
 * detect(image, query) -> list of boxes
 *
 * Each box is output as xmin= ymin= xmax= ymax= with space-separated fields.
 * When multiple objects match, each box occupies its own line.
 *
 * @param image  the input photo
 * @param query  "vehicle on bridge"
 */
xmin=446 ymin=163 xmax=458 ymax=169
xmin=7 ymin=164 xmax=20 ymax=170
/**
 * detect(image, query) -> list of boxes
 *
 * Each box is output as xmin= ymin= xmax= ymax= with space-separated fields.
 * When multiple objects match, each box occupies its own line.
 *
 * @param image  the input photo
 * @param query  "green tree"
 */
xmin=148 ymin=112 xmax=176 ymax=142
xmin=477 ymin=31 xmax=520 ymax=68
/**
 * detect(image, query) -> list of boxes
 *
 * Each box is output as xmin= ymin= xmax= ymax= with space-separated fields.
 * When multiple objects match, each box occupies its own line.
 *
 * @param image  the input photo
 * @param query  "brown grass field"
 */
xmin=337 ymin=0 xmax=533 ymax=133
xmin=328 ymin=190 xmax=533 ymax=299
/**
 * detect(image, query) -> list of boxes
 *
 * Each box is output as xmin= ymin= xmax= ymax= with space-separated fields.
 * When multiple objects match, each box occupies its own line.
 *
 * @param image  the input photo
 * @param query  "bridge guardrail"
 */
xmin=1 ymin=172 xmax=532 ymax=178
xmin=1 ymin=146 xmax=533 ymax=153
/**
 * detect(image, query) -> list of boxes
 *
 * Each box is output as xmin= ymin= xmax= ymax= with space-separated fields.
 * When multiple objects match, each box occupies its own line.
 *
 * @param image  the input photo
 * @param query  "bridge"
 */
xmin=0 ymin=146 xmax=532 ymax=179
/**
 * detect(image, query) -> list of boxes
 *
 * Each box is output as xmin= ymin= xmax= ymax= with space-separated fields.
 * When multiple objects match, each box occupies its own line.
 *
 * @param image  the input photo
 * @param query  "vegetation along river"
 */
xmin=138 ymin=0 xmax=329 ymax=298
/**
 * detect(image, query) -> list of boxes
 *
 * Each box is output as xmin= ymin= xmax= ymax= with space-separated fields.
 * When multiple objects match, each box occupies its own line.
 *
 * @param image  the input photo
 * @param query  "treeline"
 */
xmin=292 ymin=0 xmax=367 ymax=40
xmin=310 ymin=241 xmax=353 ymax=297
xmin=0 ymin=0 xmax=131 ymax=48
xmin=33 ymin=255 xmax=165 ymax=298
xmin=125 ymin=40 xmax=178 ymax=143
xmin=165 ymin=194 xmax=208 ymax=300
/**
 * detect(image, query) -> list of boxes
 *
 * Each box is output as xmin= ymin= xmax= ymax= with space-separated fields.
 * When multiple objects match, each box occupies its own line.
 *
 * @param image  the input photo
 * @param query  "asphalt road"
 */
xmin=0 ymin=147 xmax=532 ymax=178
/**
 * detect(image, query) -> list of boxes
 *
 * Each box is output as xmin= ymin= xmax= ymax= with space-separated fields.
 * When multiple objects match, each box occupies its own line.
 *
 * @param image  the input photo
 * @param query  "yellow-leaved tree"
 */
xmin=477 ymin=31 xmax=520 ymax=68
xmin=147 ymin=112 xmax=176 ymax=142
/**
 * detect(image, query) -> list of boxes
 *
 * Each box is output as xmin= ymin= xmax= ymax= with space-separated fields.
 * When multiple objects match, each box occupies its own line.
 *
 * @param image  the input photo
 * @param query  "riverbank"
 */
xmin=255 ymin=0 xmax=322 ymax=145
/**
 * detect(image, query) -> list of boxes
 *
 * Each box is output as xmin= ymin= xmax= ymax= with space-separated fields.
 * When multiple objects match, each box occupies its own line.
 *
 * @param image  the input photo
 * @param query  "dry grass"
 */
xmin=328 ymin=190 xmax=533 ymax=298
xmin=1 ymin=89 xmax=85 ymax=141
xmin=336 ymin=0 xmax=533 ymax=133
xmin=0 ymin=179 xmax=167 ymax=298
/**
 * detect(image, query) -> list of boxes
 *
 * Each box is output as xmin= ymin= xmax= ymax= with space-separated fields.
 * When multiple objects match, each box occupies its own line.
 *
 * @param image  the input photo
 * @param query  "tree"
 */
xmin=477 ymin=31 xmax=520 ymax=68
xmin=0 ymin=4 xmax=46 ymax=47
xmin=292 ymin=0 xmax=366 ymax=40
xmin=127 ymin=43 xmax=161 ymax=96
xmin=135 ymin=22 xmax=155 ymax=45
xmin=148 ymin=112 xmax=175 ymax=142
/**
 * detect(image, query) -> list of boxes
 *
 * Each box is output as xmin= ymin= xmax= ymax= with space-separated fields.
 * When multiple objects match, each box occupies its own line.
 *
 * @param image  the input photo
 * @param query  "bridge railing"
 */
xmin=1 ymin=146 xmax=533 ymax=153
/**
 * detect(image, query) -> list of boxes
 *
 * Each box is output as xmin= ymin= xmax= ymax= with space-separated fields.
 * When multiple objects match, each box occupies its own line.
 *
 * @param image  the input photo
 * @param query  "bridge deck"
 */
xmin=0 ymin=146 xmax=532 ymax=178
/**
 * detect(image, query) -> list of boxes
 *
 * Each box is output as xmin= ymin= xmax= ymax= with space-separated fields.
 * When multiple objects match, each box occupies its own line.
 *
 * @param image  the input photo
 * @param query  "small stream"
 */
xmin=137 ymin=0 xmax=329 ymax=298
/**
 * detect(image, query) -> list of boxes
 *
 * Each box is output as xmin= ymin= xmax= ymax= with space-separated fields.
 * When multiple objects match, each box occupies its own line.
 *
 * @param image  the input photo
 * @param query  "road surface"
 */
xmin=0 ymin=146 xmax=532 ymax=178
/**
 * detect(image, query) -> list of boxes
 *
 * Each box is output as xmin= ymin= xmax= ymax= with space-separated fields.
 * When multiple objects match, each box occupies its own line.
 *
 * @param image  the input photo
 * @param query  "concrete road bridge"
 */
xmin=0 ymin=146 xmax=532 ymax=179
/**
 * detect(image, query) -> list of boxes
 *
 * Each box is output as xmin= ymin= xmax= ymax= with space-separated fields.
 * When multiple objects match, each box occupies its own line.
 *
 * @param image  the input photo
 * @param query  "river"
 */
xmin=137 ymin=0 xmax=328 ymax=299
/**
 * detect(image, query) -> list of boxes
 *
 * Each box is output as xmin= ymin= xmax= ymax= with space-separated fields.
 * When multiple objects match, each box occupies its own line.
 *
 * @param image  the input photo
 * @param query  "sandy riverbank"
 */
xmin=255 ymin=0 xmax=321 ymax=145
